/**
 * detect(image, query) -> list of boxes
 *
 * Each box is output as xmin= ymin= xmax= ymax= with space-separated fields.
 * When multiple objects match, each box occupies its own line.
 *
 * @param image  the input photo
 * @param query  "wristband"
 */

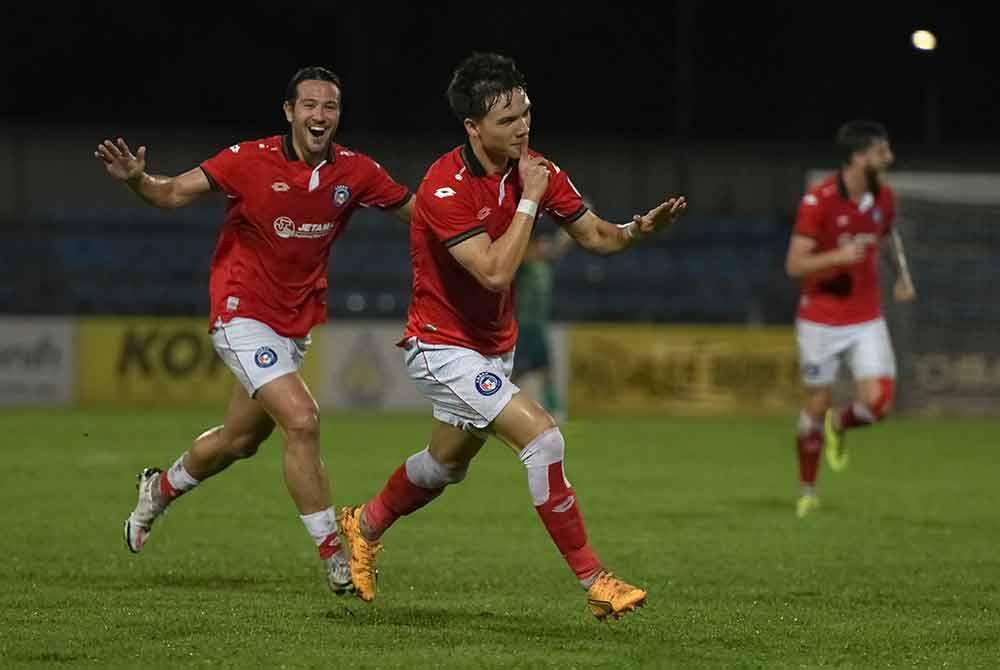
xmin=516 ymin=199 xmax=539 ymax=218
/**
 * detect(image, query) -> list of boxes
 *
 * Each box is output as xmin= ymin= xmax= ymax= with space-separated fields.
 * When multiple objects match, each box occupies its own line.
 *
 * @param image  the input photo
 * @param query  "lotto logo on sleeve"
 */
xmin=255 ymin=346 xmax=278 ymax=368
xmin=474 ymin=371 xmax=502 ymax=396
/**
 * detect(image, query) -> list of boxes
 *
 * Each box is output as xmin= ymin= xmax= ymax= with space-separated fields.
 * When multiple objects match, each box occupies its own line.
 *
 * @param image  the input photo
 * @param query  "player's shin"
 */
xmin=520 ymin=428 xmax=602 ymax=587
xmin=796 ymin=411 xmax=823 ymax=491
xmin=362 ymin=448 xmax=467 ymax=539
xmin=840 ymin=378 xmax=895 ymax=430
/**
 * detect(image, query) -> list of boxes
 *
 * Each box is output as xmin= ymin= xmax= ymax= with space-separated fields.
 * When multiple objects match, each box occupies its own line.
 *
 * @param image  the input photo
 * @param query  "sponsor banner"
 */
xmin=569 ymin=324 xmax=799 ymax=415
xmin=319 ymin=322 xmax=428 ymax=410
xmin=77 ymin=317 xmax=322 ymax=407
xmin=900 ymin=352 xmax=1000 ymax=415
xmin=0 ymin=317 xmax=73 ymax=406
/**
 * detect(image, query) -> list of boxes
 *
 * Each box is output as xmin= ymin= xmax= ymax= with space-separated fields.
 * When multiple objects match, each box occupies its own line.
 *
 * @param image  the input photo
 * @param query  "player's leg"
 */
xmin=253 ymin=372 xmax=353 ymax=593
xmin=490 ymin=392 xmax=645 ymax=620
xmin=338 ymin=420 xmax=484 ymax=601
xmin=213 ymin=317 xmax=351 ymax=592
xmin=794 ymin=319 xmax=843 ymax=516
xmin=795 ymin=386 xmax=830 ymax=517
xmin=123 ymin=379 xmax=276 ymax=554
xmin=826 ymin=318 xmax=897 ymax=443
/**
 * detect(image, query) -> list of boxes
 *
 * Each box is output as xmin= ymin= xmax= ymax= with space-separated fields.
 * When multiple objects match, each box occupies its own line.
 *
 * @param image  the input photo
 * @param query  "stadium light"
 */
xmin=911 ymin=29 xmax=937 ymax=51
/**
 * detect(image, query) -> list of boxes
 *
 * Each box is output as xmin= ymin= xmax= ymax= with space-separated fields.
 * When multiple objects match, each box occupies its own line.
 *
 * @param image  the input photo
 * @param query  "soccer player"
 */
xmin=511 ymin=229 xmax=573 ymax=418
xmin=785 ymin=120 xmax=916 ymax=518
xmin=95 ymin=66 xmax=414 ymax=593
xmin=336 ymin=52 xmax=687 ymax=620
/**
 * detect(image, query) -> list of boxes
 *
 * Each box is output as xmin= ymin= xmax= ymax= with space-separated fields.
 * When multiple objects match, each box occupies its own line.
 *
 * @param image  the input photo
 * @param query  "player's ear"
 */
xmin=284 ymin=101 xmax=294 ymax=125
xmin=463 ymin=118 xmax=479 ymax=140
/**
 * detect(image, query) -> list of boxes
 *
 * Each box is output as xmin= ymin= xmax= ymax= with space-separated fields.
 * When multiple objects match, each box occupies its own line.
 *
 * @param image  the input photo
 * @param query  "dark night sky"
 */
xmin=3 ymin=3 xmax=996 ymax=143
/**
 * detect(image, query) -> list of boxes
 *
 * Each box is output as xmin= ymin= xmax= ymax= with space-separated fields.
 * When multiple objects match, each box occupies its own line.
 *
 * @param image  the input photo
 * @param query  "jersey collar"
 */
xmin=461 ymin=140 xmax=513 ymax=178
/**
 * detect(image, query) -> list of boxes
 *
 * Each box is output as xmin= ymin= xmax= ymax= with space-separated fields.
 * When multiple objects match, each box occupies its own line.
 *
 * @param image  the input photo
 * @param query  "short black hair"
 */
xmin=285 ymin=66 xmax=342 ymax=105
xmin=836 ymin=120 xmax=889 ymax=164
xmin=446 ymin=53 xmax=528 ymax=122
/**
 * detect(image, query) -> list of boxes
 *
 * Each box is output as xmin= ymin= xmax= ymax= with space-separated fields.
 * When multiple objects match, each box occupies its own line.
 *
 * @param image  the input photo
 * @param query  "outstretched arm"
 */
xmin=95 ymin=138 xmax=211 ymax=209
xmin=562 ymin=196 xmax=687 ymax=255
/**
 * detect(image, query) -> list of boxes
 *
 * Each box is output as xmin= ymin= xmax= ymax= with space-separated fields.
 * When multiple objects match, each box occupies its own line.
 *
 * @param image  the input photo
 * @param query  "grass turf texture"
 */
xmin=1 ymin=410 xmax=997 ymax=669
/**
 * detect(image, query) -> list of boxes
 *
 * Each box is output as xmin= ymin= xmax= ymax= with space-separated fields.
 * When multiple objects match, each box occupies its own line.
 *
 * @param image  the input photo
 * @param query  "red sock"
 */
xmin=363 ymin=464 xmax=443 ymax=537
xmin=839 ymin=402 xmax=875 ymax=431
xmin=796 ymin=430 xmax=823 ymax=486
xmin=318 ymin=533 xmax=342 ymax=560
xmin=158 ymin=472 xmax=178 ymax=500
xmin=535 ymin=462 xmax=602 ymax=582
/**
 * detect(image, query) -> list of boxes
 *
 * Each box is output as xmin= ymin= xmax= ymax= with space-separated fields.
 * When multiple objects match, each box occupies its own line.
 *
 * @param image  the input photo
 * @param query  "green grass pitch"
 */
xmin=1 ymin=410 xmax=997 ymax=668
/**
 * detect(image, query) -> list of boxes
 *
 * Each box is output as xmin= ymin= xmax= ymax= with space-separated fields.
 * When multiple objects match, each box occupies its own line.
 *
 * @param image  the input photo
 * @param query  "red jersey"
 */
xmin=793 ymin=173 xmax=896 ymax=325
xmin=200 ymin=134 xmax=409 ymax=337
xmin=403 ymin=143 xmax=587 ymax=355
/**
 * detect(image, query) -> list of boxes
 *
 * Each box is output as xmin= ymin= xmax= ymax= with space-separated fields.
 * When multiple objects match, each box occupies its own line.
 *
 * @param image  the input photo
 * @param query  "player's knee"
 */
xmin=867 ymin=377 xmax=895 ymax=420
xmin=283 ymin=407 xmax=320 ymax=442
xmin=519 ymin=427 xmax=565 ymax=469
xmin=406 ymin=447 xmax=469 ymax=488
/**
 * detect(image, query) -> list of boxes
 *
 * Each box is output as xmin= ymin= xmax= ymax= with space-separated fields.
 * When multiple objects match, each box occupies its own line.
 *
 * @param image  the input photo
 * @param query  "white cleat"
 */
xmin=123 ymin=467 xmax=167 ymax=554
xmin=325 ymin=555 xmax=356 ymax=596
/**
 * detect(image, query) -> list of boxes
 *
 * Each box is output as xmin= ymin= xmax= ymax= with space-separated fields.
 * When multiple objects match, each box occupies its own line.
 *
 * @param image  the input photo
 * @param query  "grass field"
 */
xmin=1 ymin=410 xmax=997 ymax=669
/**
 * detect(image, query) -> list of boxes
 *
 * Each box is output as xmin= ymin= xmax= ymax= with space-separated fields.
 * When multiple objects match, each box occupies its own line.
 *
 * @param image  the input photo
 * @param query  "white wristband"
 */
xmin=617 ymin=221 xmax=638 ymax=239
xmin=516 ymin=198 xmax=539 ymax=218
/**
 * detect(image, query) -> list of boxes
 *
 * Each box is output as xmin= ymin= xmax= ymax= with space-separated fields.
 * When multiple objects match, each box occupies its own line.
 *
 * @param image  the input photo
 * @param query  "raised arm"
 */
xmin=562 ymin=196 xmax=687 ymax=255
xmin=95 ymin=138 xmax=211 ymax=209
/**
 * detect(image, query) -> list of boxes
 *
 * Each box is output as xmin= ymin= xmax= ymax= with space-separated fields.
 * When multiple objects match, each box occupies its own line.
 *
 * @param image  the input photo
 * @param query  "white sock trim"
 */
xmin=299 ymin=507 xmax=338 ymax=546
xmin=166 ymin=454 xmax=200 ymax=492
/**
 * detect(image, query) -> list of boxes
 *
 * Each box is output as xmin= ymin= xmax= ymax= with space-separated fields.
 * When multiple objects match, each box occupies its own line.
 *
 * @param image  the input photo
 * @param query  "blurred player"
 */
xmin=336 ymin=53 xmax=687 ymax=620
xmin=511 ymin=228 xmax=573 ymax=418
xmin=95 ymin=66 xmax=414 ymax=593
xmin=785 ymin=120 xmax=916 ymax=518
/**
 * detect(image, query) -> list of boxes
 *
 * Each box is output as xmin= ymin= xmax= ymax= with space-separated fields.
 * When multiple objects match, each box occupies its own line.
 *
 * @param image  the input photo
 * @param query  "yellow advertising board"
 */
xmin=569 ymin=324 xmax=799 ymax=415
xmin=76 ymin=318 xmax=322 ymax=407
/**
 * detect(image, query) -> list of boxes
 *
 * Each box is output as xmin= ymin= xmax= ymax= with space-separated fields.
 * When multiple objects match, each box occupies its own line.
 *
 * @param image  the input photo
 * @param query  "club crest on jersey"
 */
xmin=255 ymin=346 xmax=278 ymax=368
xmin=474 ymin=371 xmax=502 ymax=396
xmin=872 ymin=208 xmax=883 ymax=224
xmin=332 ymin=185 xmax=352 ymax=207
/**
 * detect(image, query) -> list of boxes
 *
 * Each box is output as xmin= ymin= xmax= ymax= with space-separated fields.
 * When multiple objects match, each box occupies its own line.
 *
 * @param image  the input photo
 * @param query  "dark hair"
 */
xmin=446 ymin=53 xmax=528 ymax=122
xmin=285 ymin=66 xmax=342 ymax=105
xmin=836 ymin=120 xmax=889 ymax=164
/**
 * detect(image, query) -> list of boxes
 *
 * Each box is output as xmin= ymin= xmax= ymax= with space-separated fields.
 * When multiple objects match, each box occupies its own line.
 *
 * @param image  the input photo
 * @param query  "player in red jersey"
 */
xmin=336 ymin=53 xmax=686 ymax=620
xmin=95 ymin=66 xmax=413 ymax=593
xmin=785 ymin=120 xmax=916 ymax=518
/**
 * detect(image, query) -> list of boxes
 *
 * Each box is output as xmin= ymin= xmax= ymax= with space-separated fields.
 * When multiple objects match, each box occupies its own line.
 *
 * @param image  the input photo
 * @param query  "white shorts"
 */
xmin=403 ymin=338 xmax=519 ymax=435
xmin=211 ymin=317 xmax=309 ymax=396
xmin=795 ymin=317 xmax=896 ymax=387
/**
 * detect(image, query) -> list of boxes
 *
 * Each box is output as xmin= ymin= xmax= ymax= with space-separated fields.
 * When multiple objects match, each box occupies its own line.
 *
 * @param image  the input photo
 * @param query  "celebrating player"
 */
xmin=336 ymin=52 xmax=687 ymax=620
xmin=785 ymin=120 xmax=916 ymax=518
xmin=96 ymin=66 xmax=413 ymax=593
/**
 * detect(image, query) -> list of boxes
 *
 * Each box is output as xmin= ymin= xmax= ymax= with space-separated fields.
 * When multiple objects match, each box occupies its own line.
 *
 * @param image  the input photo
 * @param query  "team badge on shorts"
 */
xmin=474 ymin=371 xmax=502 ymax=396
xmin=802 ymin=363 xmax=821 ymax=381
xmin=332 ymin=185 xmax=352 ymax=207
xmin=254 ymin=346 xmax=278 ymax=368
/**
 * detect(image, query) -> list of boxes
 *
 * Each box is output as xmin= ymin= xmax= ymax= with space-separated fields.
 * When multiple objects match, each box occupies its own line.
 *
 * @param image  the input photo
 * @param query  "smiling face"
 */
xmin=464 ymin=87 xmax=531 ymax=167
xmin=283 ymin=79 xmax=341 ymax=164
